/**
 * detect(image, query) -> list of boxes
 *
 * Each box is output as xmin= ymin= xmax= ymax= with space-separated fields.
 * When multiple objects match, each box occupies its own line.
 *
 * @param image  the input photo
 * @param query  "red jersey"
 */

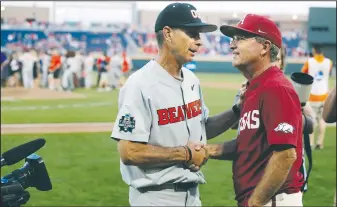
xmin=233 ymin=66 xmax=304 ymax=206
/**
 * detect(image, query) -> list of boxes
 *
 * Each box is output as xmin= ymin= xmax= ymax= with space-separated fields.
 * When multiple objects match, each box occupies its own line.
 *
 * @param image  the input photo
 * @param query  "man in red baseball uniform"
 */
xmin=204 ymin=14 xmax=304 ymax=206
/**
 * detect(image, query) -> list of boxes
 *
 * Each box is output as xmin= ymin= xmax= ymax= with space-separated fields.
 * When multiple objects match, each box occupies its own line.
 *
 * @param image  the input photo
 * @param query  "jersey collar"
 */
xmin=248 ymin=66 xmax=280 ymax=90
xmin=151 ymin=60 xmax=185 ymax=87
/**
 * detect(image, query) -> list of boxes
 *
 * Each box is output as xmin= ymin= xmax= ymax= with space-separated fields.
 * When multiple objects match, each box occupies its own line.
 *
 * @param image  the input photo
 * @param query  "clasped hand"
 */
xmin=184 ymin=141 xmax=209 ymax=172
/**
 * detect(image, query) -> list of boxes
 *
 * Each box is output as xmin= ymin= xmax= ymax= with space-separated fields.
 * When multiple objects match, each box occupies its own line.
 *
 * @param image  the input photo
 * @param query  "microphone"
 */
xmin=1 ymin=138 xmax=46 ymax=167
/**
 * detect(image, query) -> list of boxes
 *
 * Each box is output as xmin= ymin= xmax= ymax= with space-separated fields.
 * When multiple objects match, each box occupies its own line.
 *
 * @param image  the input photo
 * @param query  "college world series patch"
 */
xmin=118 ymin=114 xmax=136 ymax=133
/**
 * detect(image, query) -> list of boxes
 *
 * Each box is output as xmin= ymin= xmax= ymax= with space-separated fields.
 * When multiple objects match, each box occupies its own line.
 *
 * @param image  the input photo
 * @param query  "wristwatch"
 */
xmin=232 ymin=104 xmax=241 ymax=117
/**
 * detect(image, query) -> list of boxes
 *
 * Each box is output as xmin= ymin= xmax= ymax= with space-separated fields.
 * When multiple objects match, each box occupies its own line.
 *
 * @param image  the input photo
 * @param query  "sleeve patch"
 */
xmin=118 ymin=113 xmax=136 ymax=133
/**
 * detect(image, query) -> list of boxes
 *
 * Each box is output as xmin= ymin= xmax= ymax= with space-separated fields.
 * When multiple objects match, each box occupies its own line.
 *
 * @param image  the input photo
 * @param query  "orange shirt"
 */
xmin=49 ymin=55 xmax=62 ymax=71
xmin=121 ymin=57 xmax=129 ymax=73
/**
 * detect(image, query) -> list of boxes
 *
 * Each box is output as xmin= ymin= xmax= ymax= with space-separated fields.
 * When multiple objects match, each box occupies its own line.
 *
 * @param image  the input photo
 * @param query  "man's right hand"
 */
xmin=184 ymin=141 xmax=208 ymax=171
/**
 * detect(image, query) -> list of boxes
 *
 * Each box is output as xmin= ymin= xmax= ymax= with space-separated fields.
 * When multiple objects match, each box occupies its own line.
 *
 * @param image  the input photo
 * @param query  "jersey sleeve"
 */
xmin=111 ymin=81 xmax=152 ymax=143
xmin=261 ymin=85 xmax=302 ymax=147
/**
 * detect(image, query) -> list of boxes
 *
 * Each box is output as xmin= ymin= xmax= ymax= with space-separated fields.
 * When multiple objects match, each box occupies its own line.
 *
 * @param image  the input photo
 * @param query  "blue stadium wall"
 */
xmin=131 ymin=56 xmax=306 ymax=75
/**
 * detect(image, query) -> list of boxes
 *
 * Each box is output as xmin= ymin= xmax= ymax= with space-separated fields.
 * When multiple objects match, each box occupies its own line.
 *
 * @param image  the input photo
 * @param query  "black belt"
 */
xmin=138 ymin=182 xmax=198 ymax=193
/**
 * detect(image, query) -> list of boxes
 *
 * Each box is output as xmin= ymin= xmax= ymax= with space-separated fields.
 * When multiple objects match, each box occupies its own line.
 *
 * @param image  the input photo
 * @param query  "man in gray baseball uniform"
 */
xmin=111 ymin=3 xmax=243 ymax=206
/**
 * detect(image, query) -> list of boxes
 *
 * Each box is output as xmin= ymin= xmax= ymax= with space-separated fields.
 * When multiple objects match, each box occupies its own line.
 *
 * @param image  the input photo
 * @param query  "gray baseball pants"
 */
xmin=129 ymin=186 xmax=201 ymax=206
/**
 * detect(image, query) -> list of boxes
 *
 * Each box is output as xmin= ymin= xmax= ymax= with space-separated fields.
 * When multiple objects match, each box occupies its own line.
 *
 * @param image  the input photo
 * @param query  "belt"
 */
xmin=138 ymin=182 xmax=198 ymax=193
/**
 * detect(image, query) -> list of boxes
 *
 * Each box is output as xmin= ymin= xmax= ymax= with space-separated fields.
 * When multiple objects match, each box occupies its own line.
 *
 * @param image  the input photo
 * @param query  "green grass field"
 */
xmin=1 ymin=130 xmax=336 ymax=206
xmin=2 ymin=73 xmax=335 ymax=124
xmin=1 ymin=73 xmax=336 ymax=206
xmin=1 ymin=73 xmax=248 ymax=124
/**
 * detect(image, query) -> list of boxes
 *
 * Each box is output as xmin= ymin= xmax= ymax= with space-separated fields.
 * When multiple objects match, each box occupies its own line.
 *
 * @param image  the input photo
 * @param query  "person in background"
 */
xmin=119 ymin=50 xmax=133 ymax=87
xmin=301 ymin=45 xmax=333 ymax=150
xmin=109 ymin=49 xmax=123 ymax=90
xmin=84 ymin=51 xmax=95 ymax=89
xmin=72 ymin=51 xmax=84 ymax=88
xmin=1 ymin=50 xmax=8 ymax=87
xmin=2 ymin=51 xmax=22 ymax=88
xmin=96 ymin=51 xmax=111 ymax=92
xmin=31 ymin=49 xmax=41 ymax=88
xmin=39 ymin=50 xmax=51 ymax=88
xmin=48 ymin=48 xmax=62 ymax=90
xmin=20 ymin=48 xmax=35 ymax=88
xmin=61 ymin=50 xmax=76 ymax=92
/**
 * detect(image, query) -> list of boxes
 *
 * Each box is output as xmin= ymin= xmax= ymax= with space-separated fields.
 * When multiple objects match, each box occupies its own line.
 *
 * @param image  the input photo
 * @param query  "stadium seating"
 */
xmin=1 ymin=21 xmax=309 ymax=57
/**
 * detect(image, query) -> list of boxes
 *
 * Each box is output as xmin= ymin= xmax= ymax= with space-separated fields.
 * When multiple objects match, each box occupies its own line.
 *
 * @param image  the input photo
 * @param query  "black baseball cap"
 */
xmin=155 ymin=2 xmax=217 ymax=33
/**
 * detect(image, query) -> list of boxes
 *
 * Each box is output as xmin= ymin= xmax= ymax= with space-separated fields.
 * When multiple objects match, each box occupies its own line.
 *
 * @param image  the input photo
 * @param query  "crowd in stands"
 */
xmin=1 ymin=20 xmax=309 ymax=57
xmin=130 ymin=29 xmax=309 ymax=57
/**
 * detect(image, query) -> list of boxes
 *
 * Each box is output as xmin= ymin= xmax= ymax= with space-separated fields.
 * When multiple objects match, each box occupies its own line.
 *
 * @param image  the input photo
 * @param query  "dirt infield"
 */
xmin=1 ymin=88 xmax=86 ymax=101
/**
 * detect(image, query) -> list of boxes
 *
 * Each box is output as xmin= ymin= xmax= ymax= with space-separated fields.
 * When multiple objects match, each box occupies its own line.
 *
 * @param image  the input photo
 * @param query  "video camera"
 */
xmin=1 ymin=138 xmax=52 ymax=207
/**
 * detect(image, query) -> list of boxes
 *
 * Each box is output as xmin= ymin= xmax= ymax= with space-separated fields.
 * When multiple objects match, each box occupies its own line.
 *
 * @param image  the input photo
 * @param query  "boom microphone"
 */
xmin=1 ymin=138 xmax=46 ymax=167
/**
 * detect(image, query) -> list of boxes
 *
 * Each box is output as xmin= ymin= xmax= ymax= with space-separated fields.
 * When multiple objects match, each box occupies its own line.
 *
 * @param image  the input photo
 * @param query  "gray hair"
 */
xmin=254 ymin=36 xmax=279 ymax=62
xmin=155 ymin=30 xmax=164 ymax=49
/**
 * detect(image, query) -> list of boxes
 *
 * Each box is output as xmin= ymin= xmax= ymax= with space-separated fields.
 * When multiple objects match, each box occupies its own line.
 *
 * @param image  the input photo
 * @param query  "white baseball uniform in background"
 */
xmin=84 ymin=55 xmax=95 ymax=88
xmin=40 ymin=53 xmax=51 ymax=88
xmin=111 ymin=60 xmax=209 ymax=206
xmin=109 ymin=54 xmax=122 ymax=89
xmin=20 ymin=52 xmax=37 ymax=88
xmin=62 ymin=57 xmax=77 ymax=90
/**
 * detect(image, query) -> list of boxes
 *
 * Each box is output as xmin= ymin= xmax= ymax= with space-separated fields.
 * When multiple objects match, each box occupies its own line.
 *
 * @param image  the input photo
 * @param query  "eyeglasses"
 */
xmin=230 ymin=35 xmax=256 ymax=44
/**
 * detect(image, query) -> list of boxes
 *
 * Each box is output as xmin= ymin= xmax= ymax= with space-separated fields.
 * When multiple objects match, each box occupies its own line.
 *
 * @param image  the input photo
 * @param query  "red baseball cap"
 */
xmin=220 ymin=14 xmax=282 ymax=48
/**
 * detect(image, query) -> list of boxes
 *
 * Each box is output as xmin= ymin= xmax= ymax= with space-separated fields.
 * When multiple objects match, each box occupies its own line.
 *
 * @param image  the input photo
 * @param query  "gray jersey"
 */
xmin=111 ymin=60 xmax=209 ymax=189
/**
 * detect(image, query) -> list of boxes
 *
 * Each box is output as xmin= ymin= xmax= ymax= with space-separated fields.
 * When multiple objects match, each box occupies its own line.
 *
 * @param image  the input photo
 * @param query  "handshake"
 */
xmin=182 ymin=141 xmax=209 ymax=172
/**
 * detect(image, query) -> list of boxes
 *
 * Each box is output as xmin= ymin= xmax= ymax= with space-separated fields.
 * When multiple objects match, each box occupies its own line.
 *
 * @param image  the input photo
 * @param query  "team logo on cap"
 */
xmin=258 ymin=29 xmax=267 ymax=34
xmin=191 ymin=10 xmax=201 ymax=19
xmin=118 ymin=113 xmax=136 ymax=133
xmin=239 ymin=14 xmax=248 ymax=25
